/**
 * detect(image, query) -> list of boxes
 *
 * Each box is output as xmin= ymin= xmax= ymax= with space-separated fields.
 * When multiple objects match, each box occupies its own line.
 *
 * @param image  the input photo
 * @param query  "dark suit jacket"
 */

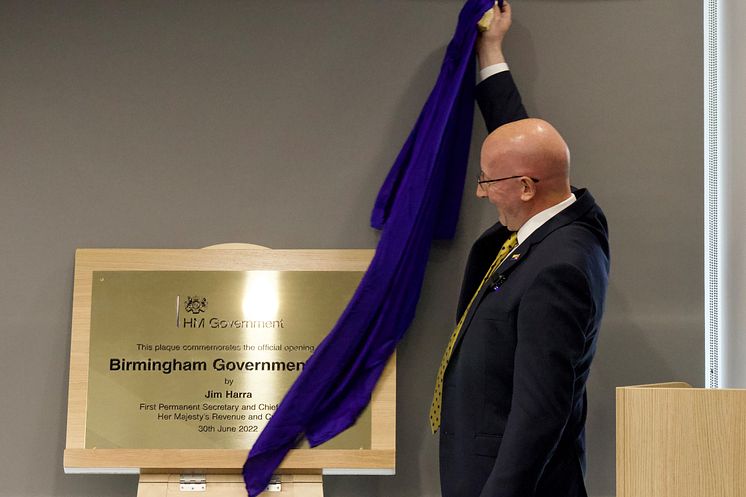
xmin=439 ymin=71 xmax=610 ymax=497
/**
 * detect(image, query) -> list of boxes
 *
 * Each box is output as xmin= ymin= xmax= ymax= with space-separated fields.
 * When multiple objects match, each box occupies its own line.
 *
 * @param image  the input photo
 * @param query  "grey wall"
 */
xmin=0 ymin=1 xmax=702 ymax=496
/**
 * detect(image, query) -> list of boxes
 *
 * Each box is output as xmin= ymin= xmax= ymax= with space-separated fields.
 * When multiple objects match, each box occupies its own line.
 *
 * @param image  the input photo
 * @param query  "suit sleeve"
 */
xmin=476 ymin=71 xmax=528 ymax=133
xmin=479 ymin=263 xmax=593 ymax=497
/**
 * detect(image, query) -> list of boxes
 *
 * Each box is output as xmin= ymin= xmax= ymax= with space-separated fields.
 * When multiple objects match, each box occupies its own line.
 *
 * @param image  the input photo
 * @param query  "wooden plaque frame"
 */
xmin=64 ymin=248 xmax=396 ymax=477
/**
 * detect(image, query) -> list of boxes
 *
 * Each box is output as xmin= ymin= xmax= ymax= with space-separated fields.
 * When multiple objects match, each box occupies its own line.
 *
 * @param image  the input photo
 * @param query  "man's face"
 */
xmin=476 ymin=166 xmax=524 ymax=230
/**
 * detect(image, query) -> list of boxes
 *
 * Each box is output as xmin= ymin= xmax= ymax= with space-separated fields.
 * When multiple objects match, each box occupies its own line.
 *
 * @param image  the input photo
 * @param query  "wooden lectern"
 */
xmin=616 ymin=382 xmax=746 ymax=497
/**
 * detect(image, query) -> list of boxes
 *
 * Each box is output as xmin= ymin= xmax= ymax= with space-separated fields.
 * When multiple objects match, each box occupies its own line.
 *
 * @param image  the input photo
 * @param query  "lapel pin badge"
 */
xmin=511 ymin=253 xmax=521 ymax=260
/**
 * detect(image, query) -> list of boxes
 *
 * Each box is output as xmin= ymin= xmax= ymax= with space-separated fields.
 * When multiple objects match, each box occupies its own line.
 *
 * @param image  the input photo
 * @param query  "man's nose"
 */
xmin=476 ymin=184 xmax=487 ymax=198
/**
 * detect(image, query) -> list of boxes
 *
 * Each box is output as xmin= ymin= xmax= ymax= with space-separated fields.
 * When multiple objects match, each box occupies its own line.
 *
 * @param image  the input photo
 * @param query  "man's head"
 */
xmin=477 ymin=118 xmax=572 ymax=231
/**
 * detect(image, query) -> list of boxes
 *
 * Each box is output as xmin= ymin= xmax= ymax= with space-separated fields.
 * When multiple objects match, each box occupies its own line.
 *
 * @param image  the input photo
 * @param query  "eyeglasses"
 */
xmin=476 ymin=173 xmax=540 ymax=192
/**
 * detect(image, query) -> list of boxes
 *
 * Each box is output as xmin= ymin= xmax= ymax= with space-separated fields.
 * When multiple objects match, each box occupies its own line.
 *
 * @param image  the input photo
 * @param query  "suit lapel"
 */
xmin=451 ymin=242 xmax=530 ymax=354
xmin=456 ymin=223 xmax=510 ymax=318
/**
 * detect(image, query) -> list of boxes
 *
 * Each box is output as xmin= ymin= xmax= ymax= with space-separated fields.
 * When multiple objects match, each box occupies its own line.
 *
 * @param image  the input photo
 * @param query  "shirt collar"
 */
xmin=516 ymin=193 xmax=576 ymax=245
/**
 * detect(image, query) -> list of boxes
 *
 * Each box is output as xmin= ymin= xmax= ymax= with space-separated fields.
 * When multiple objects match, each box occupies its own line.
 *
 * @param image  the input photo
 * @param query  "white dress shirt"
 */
xmin=516 ymin=193 xmax=577 ymax=245
xmin=479 ymin=62 xmax=510 ymax=82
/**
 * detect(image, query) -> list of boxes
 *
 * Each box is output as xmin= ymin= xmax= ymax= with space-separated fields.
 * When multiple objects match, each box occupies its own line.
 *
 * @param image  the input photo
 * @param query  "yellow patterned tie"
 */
xmin=429 ymin=232 xmax=518 ymax=433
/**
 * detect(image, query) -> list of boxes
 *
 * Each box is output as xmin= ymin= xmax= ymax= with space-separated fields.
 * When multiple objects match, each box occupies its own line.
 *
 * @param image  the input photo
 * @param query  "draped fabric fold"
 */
xmin=243 ymin=1 xmax=494 ymax=494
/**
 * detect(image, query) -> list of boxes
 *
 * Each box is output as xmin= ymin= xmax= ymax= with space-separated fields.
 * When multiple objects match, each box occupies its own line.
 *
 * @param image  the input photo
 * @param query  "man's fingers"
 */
xmin=501 ymin=1 xmax=512 ymax=18
xmin=478 ymin=0 xmax=512 ymax=36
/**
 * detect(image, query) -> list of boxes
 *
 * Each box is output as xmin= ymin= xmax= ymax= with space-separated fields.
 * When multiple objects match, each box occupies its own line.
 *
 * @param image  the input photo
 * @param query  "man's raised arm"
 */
xmin=475 ymin=1 xmax=528 ymax=132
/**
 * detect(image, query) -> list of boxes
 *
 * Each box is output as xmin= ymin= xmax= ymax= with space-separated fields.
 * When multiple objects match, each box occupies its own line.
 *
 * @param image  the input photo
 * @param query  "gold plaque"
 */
xmin=86 ymin=270 xmax=371 ymax=450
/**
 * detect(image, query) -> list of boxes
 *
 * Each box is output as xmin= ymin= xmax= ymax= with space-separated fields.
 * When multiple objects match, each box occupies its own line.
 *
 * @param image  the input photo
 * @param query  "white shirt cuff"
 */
xmin=478 ymin=62 xmax=509 ymax=83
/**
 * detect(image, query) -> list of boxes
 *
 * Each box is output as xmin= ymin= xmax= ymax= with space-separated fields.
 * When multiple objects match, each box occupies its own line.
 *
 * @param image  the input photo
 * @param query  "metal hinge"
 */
xmin=179 ymin=474 xmax=206 ymax=492
xmin=265 ymin=476 xmax=282 ymax=492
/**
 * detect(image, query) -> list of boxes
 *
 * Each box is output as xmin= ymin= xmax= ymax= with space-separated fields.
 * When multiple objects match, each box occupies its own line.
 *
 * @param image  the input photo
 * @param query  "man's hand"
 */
xmin=476 ymin=0 xmax=512 ymax=69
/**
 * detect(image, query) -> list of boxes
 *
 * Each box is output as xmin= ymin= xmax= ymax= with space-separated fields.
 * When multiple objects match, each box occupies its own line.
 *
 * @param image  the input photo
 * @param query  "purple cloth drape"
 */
xmin=243 ymin=1 xmax=495 ymax=494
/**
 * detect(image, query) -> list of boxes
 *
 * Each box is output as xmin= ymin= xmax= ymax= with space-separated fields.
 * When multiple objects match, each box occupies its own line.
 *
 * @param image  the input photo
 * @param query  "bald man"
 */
xmin=433 ymin=3 xmax=610 ymax=497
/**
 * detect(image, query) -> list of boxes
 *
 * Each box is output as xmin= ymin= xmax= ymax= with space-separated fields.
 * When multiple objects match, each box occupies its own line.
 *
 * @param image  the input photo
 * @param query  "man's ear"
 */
xmin=519 ymin=177 xmax=536 ymax=201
